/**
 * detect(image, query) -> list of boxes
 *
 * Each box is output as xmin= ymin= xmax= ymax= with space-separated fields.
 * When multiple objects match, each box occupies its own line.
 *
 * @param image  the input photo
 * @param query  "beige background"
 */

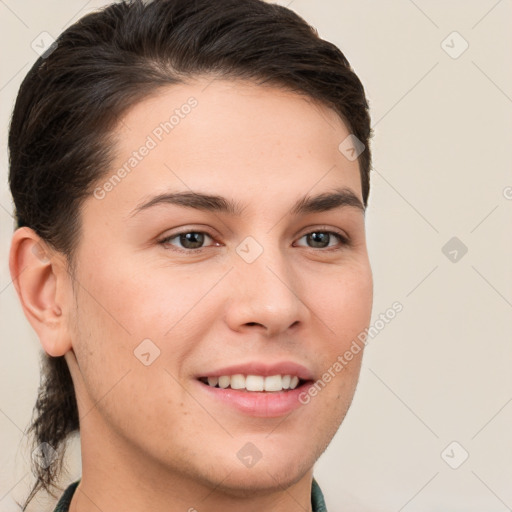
xmin=1 ymin=1 xmax=511 ymax=510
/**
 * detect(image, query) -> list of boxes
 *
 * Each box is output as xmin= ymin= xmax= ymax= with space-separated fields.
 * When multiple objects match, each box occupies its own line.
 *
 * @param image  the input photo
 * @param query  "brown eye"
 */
xmin=295 ymin=231 xmax=349 ymax=250
xmin=159 ymin=231 xmax=215 ymax=252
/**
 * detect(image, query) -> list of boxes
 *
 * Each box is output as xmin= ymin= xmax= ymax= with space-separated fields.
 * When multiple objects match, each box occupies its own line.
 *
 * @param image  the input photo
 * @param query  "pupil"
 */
xmin=309 ymin=232 xmax=328 ymax=248
xmin=181 ymin=232 xmax=204 ymax=249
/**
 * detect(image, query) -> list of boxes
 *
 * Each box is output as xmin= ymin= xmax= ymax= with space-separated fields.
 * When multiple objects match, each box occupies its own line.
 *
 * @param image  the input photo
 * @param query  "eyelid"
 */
xmin=293 ymin=228 xmax=350 ymax=251
xmin=158 ymin=228 xmax=217 ymax=253
xmin=297 ymin=225 xmax=350 ymax=242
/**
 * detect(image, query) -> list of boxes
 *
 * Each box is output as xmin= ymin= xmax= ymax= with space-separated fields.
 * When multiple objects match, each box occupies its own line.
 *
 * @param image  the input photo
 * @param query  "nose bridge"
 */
xmin=227 ymin=233 xmax=307 ymax=333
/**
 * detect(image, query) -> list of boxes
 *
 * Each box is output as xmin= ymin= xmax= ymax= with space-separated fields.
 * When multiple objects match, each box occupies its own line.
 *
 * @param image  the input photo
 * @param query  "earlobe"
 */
xmin=9 ymin=227 xmax=73 ymax=357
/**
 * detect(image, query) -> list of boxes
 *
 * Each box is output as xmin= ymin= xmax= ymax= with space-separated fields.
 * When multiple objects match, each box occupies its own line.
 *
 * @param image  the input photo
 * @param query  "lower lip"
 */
xmin=195 ymin=379 xmax=313 ymax=418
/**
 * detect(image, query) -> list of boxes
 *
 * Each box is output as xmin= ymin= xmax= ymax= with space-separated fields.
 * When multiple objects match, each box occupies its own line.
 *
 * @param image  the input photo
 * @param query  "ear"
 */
xmin=9 ymin=227 xmax=74 ymax=357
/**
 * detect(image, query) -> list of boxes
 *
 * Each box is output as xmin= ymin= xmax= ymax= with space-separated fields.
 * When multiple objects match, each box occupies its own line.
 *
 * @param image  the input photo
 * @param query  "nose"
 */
xmin=224 ymin=241 xmax=309 ymax=337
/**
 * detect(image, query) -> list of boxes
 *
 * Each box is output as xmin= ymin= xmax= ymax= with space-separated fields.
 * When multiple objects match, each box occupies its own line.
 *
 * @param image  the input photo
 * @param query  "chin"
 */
xmin=204 ymin=462 xmax=311 ymax=499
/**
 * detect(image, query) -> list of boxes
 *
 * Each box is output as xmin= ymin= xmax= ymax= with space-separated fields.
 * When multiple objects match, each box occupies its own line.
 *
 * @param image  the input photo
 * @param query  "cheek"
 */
xmin=69 ymin=254 xmax=214 ymax=406
xmin=70 ymin=279 xmax=194 ymax=438
xmin=298 ymin=262 xmax=372 ymax=408
xmin=307 ymin=261 xmax=373 ymax=343
xmin=74 ymin=247 xmax=198 ymax=341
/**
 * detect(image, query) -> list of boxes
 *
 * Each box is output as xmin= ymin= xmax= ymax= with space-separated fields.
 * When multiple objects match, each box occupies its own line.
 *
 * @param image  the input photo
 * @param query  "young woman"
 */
xmin=8 ymin=1 xmax=374 ymax=510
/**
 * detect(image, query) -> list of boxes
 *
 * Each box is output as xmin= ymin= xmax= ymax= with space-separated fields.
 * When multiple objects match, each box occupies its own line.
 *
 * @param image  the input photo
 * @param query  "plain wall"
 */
xmin=1 ymin=1 xmax=511 ymax=510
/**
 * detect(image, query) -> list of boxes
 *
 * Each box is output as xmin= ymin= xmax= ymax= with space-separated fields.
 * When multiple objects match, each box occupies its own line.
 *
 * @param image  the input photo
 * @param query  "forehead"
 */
xmin=91 ymin=77 xmax=363 ymax=220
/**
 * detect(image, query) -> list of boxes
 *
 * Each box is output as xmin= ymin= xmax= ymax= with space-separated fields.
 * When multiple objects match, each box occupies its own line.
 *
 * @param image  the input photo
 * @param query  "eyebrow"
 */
xmin=129 ymin=186 xmax=365 ymax=218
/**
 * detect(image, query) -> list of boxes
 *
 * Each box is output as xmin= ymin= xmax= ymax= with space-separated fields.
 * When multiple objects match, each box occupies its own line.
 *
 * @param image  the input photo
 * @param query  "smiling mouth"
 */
xmin=198 ymin=374 xmax=308 ymax=392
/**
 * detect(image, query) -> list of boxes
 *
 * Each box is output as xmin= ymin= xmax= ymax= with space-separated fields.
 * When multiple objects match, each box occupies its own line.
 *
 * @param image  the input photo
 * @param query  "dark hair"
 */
xmin=9 ymin=0 xmax=372 ymax=508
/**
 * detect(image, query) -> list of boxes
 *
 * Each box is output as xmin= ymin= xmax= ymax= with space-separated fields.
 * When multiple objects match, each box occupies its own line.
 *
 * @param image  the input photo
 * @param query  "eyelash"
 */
xmin=157 ymin=227 xmax=350 ymax=254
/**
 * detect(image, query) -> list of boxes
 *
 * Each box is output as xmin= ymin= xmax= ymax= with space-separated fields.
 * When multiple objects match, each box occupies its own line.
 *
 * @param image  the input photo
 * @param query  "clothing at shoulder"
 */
xmin=53 ymin=477 xmax=328 ymax=512
xmin=311 ymin=477 xmax=328 ymax=512
xmin=52 ymin=479 xmax=80 ymax=512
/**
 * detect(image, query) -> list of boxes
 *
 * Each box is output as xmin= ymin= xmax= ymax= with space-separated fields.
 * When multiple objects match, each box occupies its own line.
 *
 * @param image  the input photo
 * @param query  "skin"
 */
xmin=10 ymin=77 xmax=373 ymax=512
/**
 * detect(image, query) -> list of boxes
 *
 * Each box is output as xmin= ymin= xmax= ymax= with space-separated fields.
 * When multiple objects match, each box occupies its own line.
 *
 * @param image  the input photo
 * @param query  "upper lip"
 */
xmin=197 ymin=361 xmax=314 ymax=381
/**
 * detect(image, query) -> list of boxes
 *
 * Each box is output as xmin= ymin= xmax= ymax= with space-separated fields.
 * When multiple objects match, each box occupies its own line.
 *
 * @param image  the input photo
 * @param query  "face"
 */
xmin=65 ymin=77 xmax=373 ymax=494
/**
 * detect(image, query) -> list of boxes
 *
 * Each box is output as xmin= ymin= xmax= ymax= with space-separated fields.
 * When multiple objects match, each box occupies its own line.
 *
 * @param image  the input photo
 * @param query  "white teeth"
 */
xmin=245 ymin=375 xmax=264 ymax=391
xmin=230 ymin=374 xmax=246 ymax=390
xmin=218 ymin=375 xmax=230 ymax=389
xmin=264 ymin=375 xmax=282 ymax=392
xmin=203 ymin=374 xmax=303 ymax=392
xmin=289 ymin=376 xmax=299 ymax=390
